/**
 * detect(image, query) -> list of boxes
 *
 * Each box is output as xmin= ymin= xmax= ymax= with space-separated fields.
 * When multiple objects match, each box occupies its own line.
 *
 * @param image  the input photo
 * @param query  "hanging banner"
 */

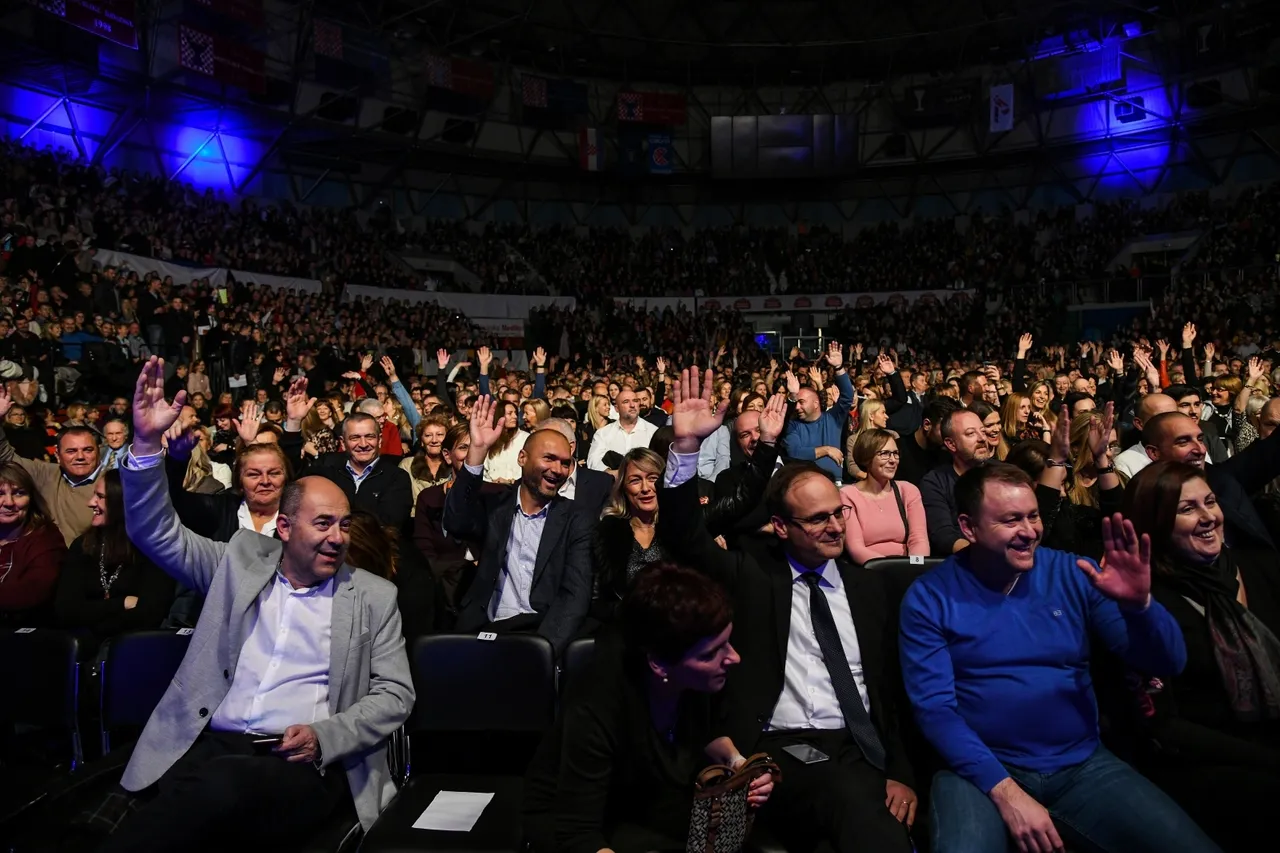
xmin=990 ymin=83 xmax=1015 ymax=133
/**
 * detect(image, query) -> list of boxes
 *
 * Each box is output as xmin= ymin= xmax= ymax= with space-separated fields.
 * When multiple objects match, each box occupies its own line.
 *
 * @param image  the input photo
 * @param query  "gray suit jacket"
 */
xmin=119 ymin=454 xmax=415 ymax=831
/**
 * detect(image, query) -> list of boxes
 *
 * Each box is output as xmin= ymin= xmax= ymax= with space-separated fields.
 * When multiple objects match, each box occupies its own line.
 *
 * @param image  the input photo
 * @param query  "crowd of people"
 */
xmin=2 ymin=135 xmax=1280 ymax=853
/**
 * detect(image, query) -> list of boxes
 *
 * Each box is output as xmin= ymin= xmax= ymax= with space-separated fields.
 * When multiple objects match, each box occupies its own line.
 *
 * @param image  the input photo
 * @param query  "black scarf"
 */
xmin=1163 ymin=551 xmax=1280 ymax=722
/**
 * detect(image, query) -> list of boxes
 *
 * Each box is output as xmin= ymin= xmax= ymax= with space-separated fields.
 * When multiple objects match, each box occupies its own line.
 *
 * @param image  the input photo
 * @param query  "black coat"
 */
xmin=1205 ymin=425 xmax=1280 ymax=550
xmin=307 ymin=452 xmax=414 ymax=534
xmin=442 ymin=465 xmax=593 ymax=656
xmin=657 ymin=476 xmax=915 ymax=787
xmin=571 ymin=466 xmax=613 ymax=520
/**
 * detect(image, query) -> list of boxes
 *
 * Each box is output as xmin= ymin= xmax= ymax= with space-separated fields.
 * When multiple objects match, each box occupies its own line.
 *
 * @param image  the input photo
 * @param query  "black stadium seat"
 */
xmin=357 ymin=633 xmax=557 ymax=853
xmin=98 ymin=629 xmax=194 ymax=754
xmin=559 ymin=636 xmax=596 ymax=697
xmin=863 ymin=556 xmax=943 ymax=610
xmin=0 ymin=628 xmax=83 ymax=824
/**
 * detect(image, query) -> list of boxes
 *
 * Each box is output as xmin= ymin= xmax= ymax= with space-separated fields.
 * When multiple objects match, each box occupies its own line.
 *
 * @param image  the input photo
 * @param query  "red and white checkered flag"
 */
xmin=313 ymin=19 xmax=343 ymax=60
xmin=179 ymin=25 xmax=215 ymax=77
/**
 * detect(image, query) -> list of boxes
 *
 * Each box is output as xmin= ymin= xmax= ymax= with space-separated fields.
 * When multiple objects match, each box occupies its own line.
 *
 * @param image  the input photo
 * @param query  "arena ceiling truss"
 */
xmin=1 ymin=0 xmax=1278 ymax=228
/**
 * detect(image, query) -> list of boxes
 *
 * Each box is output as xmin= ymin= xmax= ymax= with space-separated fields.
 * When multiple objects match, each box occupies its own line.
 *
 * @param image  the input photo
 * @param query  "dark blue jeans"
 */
xmin=930 ymin=746 xmax=1221 ymax=853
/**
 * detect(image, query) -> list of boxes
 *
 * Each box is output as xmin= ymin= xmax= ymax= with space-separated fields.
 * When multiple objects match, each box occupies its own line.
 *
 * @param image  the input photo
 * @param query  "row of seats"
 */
xmin=0 ymin=557 xmax=937 ymax=853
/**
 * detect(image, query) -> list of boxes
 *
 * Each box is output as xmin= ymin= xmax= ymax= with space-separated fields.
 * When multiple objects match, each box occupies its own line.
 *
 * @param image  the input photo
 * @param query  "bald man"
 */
xmin=1113 ymin=393 xmax=1177 ymax=479
xmin=444 ymin=397 xmax=593 ymax=655
xmin=533 ymin=418 xmax=613 ymax=517
xmin=108 ymin=359 xmax=414 ymax=850
xmin=1143 ymin=411 xmax=1278 ymax=550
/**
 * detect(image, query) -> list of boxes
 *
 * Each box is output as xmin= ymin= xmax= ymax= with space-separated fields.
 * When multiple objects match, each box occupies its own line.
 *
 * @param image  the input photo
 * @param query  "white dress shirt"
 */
xmin=767 ymin=557 xmax=872 ymax=731
xmin=558 ymin=464 xmax=578 ymax=501
xmin=237 ymin=501 xmax=279 ymax=535
xmin=211 ymin=571 xmax=335 ymax=735
xmin=586 ymin=418 xmax=658 ymax=471
xmin=662 ymin=448 xmax=870 ymax=731
xmin=124 ymin=446 xmax=333 ymax=737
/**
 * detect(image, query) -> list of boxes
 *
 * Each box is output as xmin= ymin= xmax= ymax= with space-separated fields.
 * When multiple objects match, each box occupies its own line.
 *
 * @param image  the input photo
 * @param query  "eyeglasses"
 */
xmin=1107 ymin=443 xmax=1122 ymax=455
xmin=874 ymin=450 xmax=900 ymax=460
xmin=783 ymin=504 xmax=854 ymax=530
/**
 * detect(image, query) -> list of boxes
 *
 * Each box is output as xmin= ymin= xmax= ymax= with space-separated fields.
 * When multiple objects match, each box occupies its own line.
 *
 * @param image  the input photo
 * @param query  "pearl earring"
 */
xmin=662 ymin=676 xmax=669 ymax=683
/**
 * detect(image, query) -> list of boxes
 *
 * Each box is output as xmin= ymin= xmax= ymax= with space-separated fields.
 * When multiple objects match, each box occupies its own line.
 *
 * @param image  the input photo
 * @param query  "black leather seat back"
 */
xmin=559 ymin=636 xmax=596 ymax=698
xmin=0 ymin=628 xmax=80 ymax=730
xmin=100 ymin=630 xmax=193 ymax=739
xmin=410 ymin=634 xmax=556 ymax=734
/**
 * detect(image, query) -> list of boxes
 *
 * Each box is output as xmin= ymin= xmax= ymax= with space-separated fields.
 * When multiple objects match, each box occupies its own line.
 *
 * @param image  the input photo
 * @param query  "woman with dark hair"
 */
xmin=413 ymin=422 xmax=473 ymax=611
xmin=345 ymin=510 xmax=434 ymax=640
xmin=524 ymin=563 xmax=770 ymax=853
xmin=591 ymin=447 xmax=667 ymax=622
xmin=55 ymin=469 xmax=172 ymax=643
xmin=0 ymin=462 xmax=67 ymax=626
xmin=482 ymin=400 xmax=527 ymax=484
xmin=1110 ymin=461 xmax=1280 ymax=851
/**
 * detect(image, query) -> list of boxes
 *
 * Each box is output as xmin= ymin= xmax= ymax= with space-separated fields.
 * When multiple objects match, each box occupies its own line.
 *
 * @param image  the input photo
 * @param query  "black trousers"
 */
xmin=98 ymin=730 xmax=350 ymax=853
xmin=758 ymin=729 xmax=915 ymax=853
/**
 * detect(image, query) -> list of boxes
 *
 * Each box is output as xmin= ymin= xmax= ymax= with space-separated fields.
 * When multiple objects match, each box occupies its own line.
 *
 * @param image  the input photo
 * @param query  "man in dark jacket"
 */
xmin=307 ymin=412 xmax=412 ymax=533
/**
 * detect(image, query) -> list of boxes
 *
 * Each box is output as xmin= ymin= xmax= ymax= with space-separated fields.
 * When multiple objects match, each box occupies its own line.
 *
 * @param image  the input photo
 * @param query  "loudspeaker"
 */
xmin=1114 ymin=96 xmax=1146 ymax=124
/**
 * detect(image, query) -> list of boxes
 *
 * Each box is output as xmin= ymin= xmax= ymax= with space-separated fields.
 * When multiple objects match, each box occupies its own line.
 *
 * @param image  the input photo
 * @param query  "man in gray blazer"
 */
xmin=102 ymin=358 xmax=415 ymax=852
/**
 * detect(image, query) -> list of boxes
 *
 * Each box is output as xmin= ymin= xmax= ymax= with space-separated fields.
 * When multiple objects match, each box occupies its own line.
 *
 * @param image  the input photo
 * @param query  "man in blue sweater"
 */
xmin=900 ymin=463 xmax=1220 ymax=853
xmin=781 ymin=342 xmax=853 ymax=482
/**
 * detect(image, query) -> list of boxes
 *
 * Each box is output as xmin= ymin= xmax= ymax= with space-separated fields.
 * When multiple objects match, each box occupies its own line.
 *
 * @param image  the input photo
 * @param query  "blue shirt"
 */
xmin=899 ymin=546 xmax=1186 ymax=793
xmin=59 ymin=330 xmax=103 ymax=362
xmin=781 ymin=370 xmax=854 ymax=479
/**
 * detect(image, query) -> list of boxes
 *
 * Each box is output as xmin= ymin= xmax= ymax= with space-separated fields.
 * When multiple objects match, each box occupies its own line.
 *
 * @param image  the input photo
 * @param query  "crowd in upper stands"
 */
xmin=2 ymin=135 xmax=1280 ymax=853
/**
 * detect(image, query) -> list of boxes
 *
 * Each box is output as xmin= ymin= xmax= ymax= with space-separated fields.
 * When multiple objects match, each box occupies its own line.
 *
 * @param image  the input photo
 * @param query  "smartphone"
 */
xmin=251 ymin=736 xmax=283 ymax=756
xmin=781 ymin=744 xmax=830 ymax=764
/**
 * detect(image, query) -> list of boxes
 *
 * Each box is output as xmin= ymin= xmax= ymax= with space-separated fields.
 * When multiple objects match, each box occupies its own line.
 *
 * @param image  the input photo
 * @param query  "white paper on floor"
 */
xmin=411 ymin=791 xmax=496 ymax=832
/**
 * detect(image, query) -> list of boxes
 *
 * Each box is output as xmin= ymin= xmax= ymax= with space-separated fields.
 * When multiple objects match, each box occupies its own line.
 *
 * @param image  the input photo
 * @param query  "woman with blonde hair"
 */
xmin=401 ymin=413 xmax=452 ymax=509
xmin=1001 ymin=392 xmax=1047 ymax=445
xmin=382 ymin=396 xmax=413 ymax=446
xmin=587 ymin=394 xmax=613 ymax=432
xmin=845 ymin=398 xmax=889 ymax=481
xmin=592 ymin=447 xmax=667 ymax=622
xmin=1027 ymin=379 xmax=1057 ymax=431
xmin=522 ymin=398 xmax=551 ymax=430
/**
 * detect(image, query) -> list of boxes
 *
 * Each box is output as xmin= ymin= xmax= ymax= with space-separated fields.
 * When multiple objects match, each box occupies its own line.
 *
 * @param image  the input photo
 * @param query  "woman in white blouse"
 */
xmin=483 ymin=400 xmax=529 ymax=484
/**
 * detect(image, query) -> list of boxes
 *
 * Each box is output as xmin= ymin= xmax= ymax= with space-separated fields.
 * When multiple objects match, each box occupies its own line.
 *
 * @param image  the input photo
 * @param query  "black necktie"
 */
xmin=801 ymin=572 xmax=886 ymax=770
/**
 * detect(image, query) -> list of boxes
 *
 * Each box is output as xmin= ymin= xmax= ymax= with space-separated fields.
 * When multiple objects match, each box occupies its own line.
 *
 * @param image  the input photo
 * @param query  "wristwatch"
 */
xmin=1095 ymin=463 xmax=1116 ymax=474
xmin=1045 ymin=458 xmax=1071 ymax=469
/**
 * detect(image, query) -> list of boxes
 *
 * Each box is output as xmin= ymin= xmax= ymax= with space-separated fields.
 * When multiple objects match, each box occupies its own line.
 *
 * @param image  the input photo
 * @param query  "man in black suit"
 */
xmin=661 ymin=368 xmax=918 ymax=853
xmin=1143 ymin=411 xmax=1279 ymax=550
xmin=709 ymin=405 xmax=783 ymax=547
xmin=444 ymin=397 xmax=592 ymax=656
xmin=533 ymin=417 xmax=612 ymax=519
xmin=307 ymin=412 xmax=413 ymax=532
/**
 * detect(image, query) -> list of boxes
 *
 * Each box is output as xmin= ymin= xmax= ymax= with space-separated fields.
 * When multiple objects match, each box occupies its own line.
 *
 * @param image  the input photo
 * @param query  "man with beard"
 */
xmin=900 ymin=463 xmax=1214 ymax=853
xmin=443 ymin=395 xmax=592 ymax=656
xmin=657 ymin=367 xmax=919 ymax=853
xmin=920 ymin=408 xmax=991 ymax=555
xmin=103 ymin=357 xmax=414 ymax=852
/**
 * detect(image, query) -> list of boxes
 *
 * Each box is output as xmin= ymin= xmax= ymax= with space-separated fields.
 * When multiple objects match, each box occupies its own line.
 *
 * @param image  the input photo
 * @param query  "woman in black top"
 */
xmin=524 ymin=563 xmax=771 ymax=853
xmin=590 ymin=448 xmax=668 ymax=624
xmin=1116 ymin=461 xmax=1280 ymax=852
xmin=345 ymin=510 xmax=434 ymax=640
xmin=55 ymin=470 xmax=172 ymax=643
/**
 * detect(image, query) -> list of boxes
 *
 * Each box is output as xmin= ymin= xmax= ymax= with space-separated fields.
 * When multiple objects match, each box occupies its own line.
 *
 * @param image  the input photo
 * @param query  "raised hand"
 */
xmin=284 ymin=377 xmax=316 ymax=426
xmin=784 ymin=370 xmax=800 ymax=397
xmin=1077 ymin=513 xmax=1152 ymax=611
xmin=360 ymin=353 xmax=373 ymax=372
xmin=273 ymin=366 xmax=287 ymax=384
xmin=233 ymin=400 xmax=261 ymax=445
xmin=670 ymin=367 xmax=728 ymax=453
xmin=825 ymin=341 xmax=844 ymax=369
xmin=477 ymin=346 xmax=492 ymax=373
xmin=876 ymin=352 xmax=895 ymax=376
xmin=163 ymin=416 xmax=200 ymax=461
xmin=1132 ymin=349 xmax=1154 ymax=375
xmin=379 ymin=356 xmax=398 ymax=385
xmin=1016 ymin=333 xmax=1033 ymax=359
xmin=655 ymin=356 xmax=667 ymax=375
xmin=1181 ymin=323 xmax=1196 ymax=350
xmin=1087 ymin=401 xmax=1116 ymax=463
xmin=1107 ymin=349 xmax=1124 ymax=374
xmin=466 ymin=395 xmax=508 ymax=466
xmin=759 ymin=392 xmax=788 ymax=445
xmin=132 ymin=357 xmax=186 ymax=455
xmin=1155 ymin=339 xmax=1170 ymax=359
xmin=807 ymin=365 xmax=824 ymax=388
xmin=1248 ymin=356 xmax=1264 ymax=382
xmin=532 ymin=347 xmax=547 ymax=369
xmin=852 ymin=342 xmax=864 ymax=360
xmin=1203 ymin=341 xmax=1216 ymax=362
xmin=435 ymin=348 xmax=450 ymax=370
xmin=1049 ymin=405 xmax=1071 ymax=463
